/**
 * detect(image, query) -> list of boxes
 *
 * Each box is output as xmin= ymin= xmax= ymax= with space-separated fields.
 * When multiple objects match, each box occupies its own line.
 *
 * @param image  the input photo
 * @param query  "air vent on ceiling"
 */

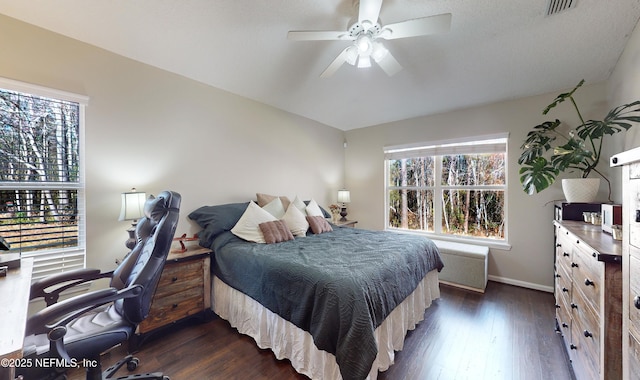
xmin=546 ymin=0 xmax=577 ymax=16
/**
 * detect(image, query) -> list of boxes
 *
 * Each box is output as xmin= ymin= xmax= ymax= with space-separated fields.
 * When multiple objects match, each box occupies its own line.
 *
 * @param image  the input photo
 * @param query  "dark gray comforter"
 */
xmin=209 ymin=227 xmax=443 ymax=380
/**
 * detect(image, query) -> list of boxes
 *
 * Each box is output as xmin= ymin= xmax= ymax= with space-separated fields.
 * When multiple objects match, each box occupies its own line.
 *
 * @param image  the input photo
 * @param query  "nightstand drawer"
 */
xmin=136 ymin=251 xmax=211 ymax=335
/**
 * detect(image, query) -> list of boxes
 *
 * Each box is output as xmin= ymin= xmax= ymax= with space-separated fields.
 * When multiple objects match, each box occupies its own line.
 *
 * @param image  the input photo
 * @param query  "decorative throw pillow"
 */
xmin=282 ymin=203 xmax=309 ymax=237
xmin=259 ymin=220 xmax=294 ymax=244
xmin=231 ymin=201 xmax=277 ymax=243
xmin=262 ymin=197 xmax=286 ymax=219
xmin=306 ymin=215 xmax=333 ymax=234
xmin=305 ymin=199 xmax=324 ymax=217
xmin=256 ymin=193 xmax=291 ymax=210
xmin=290 ymin=195 xmax=308 ymax=215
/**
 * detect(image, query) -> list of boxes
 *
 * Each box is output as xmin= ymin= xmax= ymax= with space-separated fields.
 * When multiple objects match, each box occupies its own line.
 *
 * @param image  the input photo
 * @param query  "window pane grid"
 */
xmin=0 ymin=80 xmax=85 ymax=282
xmin=385 ymin=137 xmax=507 ymax=242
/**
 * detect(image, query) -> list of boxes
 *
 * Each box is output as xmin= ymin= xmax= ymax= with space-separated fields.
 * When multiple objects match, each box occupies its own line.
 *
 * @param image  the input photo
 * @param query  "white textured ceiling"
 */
xmin=0 ymin=0 xmax=639 ymax=130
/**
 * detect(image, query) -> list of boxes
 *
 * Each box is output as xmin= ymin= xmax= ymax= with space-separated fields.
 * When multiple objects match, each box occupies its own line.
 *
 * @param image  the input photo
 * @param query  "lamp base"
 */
xmin=340 ymin=208 xmax=348 ymax=222
xmin=125 ymin=225 xmax=137 ymax=250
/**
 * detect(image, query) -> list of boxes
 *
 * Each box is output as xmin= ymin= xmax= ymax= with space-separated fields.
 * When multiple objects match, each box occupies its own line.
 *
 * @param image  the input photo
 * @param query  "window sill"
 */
xmin=385 ymin=228 xmax=512 ymax=251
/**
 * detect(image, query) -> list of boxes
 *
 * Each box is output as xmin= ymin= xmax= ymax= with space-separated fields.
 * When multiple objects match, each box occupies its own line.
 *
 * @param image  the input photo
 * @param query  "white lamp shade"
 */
xmin=119 ymin=190 xmax=147 ymax=221
xmin=337 ymin=190 xmax=351 ymax=203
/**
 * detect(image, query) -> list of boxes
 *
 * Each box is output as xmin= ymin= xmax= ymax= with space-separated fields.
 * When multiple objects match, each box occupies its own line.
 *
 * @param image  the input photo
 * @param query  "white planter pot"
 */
xmin=561 ymin=178 xmax=600 ymax=203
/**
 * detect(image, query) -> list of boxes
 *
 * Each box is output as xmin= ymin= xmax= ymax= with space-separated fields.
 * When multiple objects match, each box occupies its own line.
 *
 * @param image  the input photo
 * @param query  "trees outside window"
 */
xmin=385 ymin=136 xmax=507 ymax=242
xmin=0 ymin=79 xmax=87 ymax=282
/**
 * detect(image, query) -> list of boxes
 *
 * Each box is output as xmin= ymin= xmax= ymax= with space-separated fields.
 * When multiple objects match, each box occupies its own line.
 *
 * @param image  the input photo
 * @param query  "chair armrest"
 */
xmin=25 ymin=284 xmax=143 ymax=336
xmin=30 ymin=268 xmax=114 ymax=305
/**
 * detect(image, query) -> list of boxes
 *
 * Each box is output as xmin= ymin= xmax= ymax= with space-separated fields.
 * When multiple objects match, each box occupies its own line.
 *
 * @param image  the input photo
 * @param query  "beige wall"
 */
xmin=345 ymin=80 xmax=621 ymax=291
xmin=2 ymin=12 xmax=639 ymax=293
xmin=0 ymin=15 xmax=345 ymax=272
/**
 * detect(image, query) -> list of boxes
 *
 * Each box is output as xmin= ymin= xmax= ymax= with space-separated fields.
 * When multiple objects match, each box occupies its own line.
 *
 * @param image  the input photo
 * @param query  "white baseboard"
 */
xmin=488 ymin=275 xmax=554 ymax=293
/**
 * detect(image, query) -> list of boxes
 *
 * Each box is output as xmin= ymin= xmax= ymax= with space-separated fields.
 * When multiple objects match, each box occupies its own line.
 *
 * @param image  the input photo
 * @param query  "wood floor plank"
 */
xmin=66 ymin=281 xmax=573 ymax=380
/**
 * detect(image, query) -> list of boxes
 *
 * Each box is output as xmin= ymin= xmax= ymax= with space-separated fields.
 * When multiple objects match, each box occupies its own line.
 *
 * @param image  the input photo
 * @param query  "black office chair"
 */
xmin=18 ymin=190 xmax=181 ymax=380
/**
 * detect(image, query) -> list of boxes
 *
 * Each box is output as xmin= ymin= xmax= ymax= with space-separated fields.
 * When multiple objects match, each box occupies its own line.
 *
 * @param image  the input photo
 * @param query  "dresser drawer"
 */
xmin=629 ymin=176 xmax=640 ymax=251
xmin=629 ymin=255 xmax=640 ymax=339
xmin=571 ymin=290 xmax=600 ymax=380
xmin=630 ymin=332 xmax=640 ymax=380
xmin=556 ymin=226 xmax=573 ymax=269
xmin=572 ymin=245 xmax=602 ymax=317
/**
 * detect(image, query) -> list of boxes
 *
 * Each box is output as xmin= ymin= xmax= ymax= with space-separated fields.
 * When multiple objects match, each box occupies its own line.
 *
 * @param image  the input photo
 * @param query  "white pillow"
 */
xmin=282 ymin=203 xmax=309 ymax=237
xmin=305 ymin=199 xmax=324 ymax=217
xmin=262 ymin=197 xmax=286 ymax=219
xmin=290 ymin=195 xmax=308 ymax=215
xmin=231 ymin=201 xmax=277 ymax=243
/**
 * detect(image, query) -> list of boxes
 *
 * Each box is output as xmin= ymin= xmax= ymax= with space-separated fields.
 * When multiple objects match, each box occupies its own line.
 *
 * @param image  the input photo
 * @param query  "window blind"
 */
xmin=0 ymin=77 xmax=87 ymax=285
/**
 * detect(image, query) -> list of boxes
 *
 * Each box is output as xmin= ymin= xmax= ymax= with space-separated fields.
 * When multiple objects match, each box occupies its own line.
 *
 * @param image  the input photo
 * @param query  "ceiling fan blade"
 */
xmin=358 ymin=0 xmax=383 ymax=25
xmin=287 ymin=30 xmax=351 ymax=41
xmin=380 ymin=13 xmax=452 ymax=40
xmin=320 ymin=46 xmax=355 ymax=78
xmin=376 ymin=51 xmax=403 ymax=76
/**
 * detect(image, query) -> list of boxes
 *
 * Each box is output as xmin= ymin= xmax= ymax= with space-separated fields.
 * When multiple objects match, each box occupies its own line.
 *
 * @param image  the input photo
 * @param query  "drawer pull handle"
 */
xmin=584 ymin=279 xmax=594 ymax=287
xmin=172 ymin=303 xmax=178 ymax=309
xmin=571 ymin=263 xmax=579 ymax=268
xmin=634 ymin=296 xmax=640 ymax=310
xmin=562 ymin=323 xmax=568 ymax=328
xmin=172 ymin=276 xmax=178 ymax=282
xmin=555 ymin=273 xmax=561 ymax=278
xmin=583 ymin=330 xmax=593 ymax=338
xmin=563 ymin=252 xmax=570 ymax=257
xmin=556 ymin=243 xmax=562 ymax=247
xmin=562 ymin=287 xmax=569 ymax=293
xmin=555 ymin=304 xmax=561 ymax=309
xmin=571 ymin=303 xmax=578 ymax=309
xmin=570 ymin=344 xmax=577 ymax=350
xmin=592 ymin=252 xmax=597 ymax=258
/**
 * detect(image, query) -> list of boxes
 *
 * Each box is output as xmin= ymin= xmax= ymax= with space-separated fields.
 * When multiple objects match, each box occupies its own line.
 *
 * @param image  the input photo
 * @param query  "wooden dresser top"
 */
xmin=554 ymin=220 xmax=622 ymax=263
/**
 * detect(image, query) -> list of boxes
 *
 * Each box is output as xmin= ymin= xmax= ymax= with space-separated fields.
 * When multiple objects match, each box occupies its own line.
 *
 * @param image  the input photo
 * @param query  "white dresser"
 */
xmin=611 ymin=146 xmax=640 ymax=379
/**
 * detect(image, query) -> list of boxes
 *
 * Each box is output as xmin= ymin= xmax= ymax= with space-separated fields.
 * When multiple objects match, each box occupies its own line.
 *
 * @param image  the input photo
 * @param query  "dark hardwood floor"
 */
xmin=67 ymin=282 xmax=573 ymax=380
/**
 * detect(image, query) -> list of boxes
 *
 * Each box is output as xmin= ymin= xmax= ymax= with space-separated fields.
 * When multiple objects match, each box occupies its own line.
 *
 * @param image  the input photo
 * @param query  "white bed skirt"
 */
xmin=212 ymin=269 xmax=441 ymax=380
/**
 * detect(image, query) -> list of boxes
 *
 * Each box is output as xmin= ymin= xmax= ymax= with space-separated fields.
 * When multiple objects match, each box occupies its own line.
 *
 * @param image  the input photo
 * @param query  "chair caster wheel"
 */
xmin=127 ymin=357 xmax=139 ymax=371
xmin=162 ymin=376 xmax=170 ymax=380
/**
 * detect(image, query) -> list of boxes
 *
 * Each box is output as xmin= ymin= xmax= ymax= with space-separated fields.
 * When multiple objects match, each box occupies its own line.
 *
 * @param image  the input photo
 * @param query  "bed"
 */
xmin=189 ymin=200 xmax=444 ymax=380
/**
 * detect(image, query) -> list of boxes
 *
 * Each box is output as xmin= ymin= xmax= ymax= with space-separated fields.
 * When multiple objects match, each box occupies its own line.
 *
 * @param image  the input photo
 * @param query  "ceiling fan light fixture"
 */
xmin=345 ymin=46 xmax=358 ymax=66
xmin=357 ymin=55 xmax=372 ymax=68
xmin=371 ymin=41 xmax=388 ymax=62
xmin=356 ymin=35 xmax=373 ymax=53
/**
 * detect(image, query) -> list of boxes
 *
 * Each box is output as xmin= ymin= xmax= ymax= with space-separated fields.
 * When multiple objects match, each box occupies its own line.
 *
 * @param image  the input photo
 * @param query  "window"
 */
xmin=0 ymin=78 xmax=87 ymax=282
xmin=385 ymin=134 xmax=508 ymax=243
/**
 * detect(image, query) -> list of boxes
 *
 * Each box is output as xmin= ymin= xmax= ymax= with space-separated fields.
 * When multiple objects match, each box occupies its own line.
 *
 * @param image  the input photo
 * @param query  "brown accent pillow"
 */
xmin=256 ymin=193 xmax=291 ymax=210
xmin=306 ymin=216 xmax=333 ymax=234
xmin=259 ymin=220 xmax=295 ymax=244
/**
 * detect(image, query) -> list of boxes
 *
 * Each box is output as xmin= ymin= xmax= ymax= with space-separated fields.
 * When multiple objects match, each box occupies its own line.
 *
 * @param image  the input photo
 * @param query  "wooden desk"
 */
xmin=0 ymin=258 xmax=33 ymax=379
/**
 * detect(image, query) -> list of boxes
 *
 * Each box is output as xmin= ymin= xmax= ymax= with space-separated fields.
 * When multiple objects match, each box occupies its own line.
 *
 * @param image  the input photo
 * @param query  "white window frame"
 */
xmin=384 ymin=133 xmax=510 ymax=249
xmin=0 ymin=77 xmax=88 ymax=283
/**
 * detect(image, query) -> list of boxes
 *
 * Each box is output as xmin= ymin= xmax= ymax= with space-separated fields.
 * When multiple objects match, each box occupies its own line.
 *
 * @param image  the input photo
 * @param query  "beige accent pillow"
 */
xmin=231 ymin=201 xmax=277 ymax=243
xmin=262 ymin=197 xmax=286 ymax=219
xmin=305 ymin=199 xmax=324 ymax=217
xmin=256 ymin=193 xmax=291 ymax=210
xmin=259 ymin=220 xmax=294 ymax=244
xmin=306 ymin=215 xmax=333 ymax=234
xmin=282 ymin=203 xmax=309 ymax=237
xmin=290 ymin=195 xmax=308 ymax=215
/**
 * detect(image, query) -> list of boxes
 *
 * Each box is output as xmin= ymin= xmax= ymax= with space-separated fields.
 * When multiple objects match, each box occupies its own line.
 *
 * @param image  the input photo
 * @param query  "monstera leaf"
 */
xmin=519 ymin=157 xmax=559 ymax=195
xmin=518 ymin=79 xmax=640 ymax=199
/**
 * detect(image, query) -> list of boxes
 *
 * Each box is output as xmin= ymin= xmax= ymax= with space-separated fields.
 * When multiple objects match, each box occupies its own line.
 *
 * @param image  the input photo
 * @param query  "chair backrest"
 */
xmin=111 ymin=190 xmax=181 ymax=324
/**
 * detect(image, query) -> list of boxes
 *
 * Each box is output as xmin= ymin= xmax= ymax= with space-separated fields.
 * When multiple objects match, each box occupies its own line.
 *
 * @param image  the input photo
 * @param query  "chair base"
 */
xmin=86 ymin=354 xmax=168 ymax=380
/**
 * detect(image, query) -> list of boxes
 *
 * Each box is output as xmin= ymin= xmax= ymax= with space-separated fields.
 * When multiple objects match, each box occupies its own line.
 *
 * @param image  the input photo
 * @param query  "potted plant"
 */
xmin=519 ymin=79 xmax=640 ymax=202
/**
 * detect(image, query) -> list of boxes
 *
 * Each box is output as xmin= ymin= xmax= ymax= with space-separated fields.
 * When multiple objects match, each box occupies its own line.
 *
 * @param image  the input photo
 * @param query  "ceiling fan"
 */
xmin=287 ymin=0 xmax=452 ymax=78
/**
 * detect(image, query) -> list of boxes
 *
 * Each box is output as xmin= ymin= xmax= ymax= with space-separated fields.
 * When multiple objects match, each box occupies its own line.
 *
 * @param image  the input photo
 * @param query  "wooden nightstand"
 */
xmin=133 ymin=246 xmax=212 ymax=346
xmin=335 ymin=219 xmax=357 ymax=228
